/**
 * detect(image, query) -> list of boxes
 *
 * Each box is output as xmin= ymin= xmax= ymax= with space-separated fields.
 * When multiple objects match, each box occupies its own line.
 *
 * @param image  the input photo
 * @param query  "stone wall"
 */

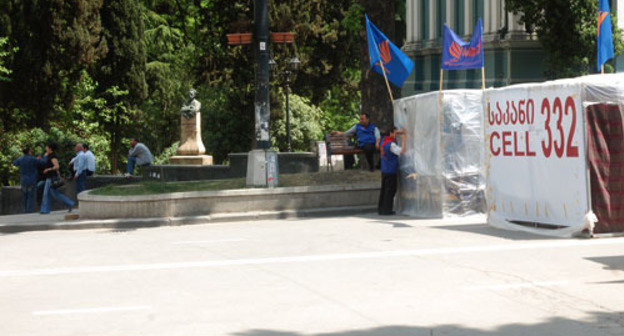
xmin=144 ymin=152 xmax=319 ymax=182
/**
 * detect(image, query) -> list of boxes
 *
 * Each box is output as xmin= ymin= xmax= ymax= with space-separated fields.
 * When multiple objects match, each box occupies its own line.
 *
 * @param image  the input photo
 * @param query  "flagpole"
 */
xmin=378 ymin=60 xmax=395 ymax=102
xmin=439 ymin=69 xmax=444 ymax=93
xmin=481 ymin=67 xmax=486 ymax=89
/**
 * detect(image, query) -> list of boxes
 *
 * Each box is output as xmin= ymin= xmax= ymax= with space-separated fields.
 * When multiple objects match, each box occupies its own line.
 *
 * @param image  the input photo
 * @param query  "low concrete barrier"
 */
xmin=79 ymin=183 xmax=380 ymax=219
xmin=1 ymin=176 xmax=142 ymax=215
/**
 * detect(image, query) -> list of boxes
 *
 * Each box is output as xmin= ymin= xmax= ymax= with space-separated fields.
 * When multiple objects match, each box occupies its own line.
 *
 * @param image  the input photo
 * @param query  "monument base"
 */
xmin=246 ymin=149 xmax=279 ymax=187
xmin=170 ymin=155 xmax=213 ymax=166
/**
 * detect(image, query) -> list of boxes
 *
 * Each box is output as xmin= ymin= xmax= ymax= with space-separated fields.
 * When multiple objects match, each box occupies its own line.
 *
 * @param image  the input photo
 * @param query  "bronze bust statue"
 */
xmin=181 ymin=89 xmax=201 ymax=120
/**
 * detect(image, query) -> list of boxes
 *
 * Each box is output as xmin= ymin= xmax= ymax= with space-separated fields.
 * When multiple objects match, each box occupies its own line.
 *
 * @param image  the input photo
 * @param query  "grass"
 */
xmin=90 ymin=170 xmax=381 ymax=196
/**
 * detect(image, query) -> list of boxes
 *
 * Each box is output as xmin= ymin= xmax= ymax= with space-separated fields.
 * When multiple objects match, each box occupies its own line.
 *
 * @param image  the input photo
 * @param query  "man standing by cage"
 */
xmin=378 ymin=126 xmax=407 ymax=215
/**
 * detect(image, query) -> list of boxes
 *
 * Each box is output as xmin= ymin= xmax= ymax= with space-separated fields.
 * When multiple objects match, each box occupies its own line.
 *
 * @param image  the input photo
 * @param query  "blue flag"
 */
xmin=366 ymin=15 xmax=414 ymax=88
xmin=598 ymin=0 xmax=614 ymax=71
xmin=441 ymin=19 xmax=484 ymax=70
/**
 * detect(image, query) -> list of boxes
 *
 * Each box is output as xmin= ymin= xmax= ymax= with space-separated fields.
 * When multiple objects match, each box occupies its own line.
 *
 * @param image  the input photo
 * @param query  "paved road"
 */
xmin=0 ymin=214 xmax=623 ymax=336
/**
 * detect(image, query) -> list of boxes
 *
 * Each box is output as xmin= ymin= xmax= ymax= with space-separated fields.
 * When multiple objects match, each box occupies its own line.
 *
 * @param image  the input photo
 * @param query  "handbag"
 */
xmin=51 ymin=170 xmax=65 ymax=189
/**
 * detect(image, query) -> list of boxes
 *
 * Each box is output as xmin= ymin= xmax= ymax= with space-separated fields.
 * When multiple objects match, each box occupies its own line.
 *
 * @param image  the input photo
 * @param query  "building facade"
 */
xmin=402 ymin=0 xmax=624 ymax=96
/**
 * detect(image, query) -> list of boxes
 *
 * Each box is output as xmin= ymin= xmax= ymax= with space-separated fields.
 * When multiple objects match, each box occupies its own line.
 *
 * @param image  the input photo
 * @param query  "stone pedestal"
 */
xmin=170 ymin=113 xmax=213 ymax=165
xmin=170 ymin=155 xmax=213 ymax=165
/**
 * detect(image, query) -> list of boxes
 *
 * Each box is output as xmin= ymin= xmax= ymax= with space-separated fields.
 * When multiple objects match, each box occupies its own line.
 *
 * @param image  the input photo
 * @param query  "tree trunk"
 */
xmin=359 ymin=0 xmax=399 ymax=134
xmin=111 ymin=130 xmax=119 ymax=175
xmin=111 ymin=113 xmax=119 ymax=175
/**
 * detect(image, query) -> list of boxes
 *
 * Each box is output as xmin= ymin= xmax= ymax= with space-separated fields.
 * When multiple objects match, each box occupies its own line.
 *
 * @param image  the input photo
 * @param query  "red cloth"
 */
xmin=586 ymin=104 xmax=624 ymax=234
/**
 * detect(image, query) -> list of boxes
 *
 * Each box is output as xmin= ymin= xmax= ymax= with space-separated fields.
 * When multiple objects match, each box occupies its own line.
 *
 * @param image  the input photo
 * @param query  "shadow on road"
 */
xmin=586 ymin=255 xmax=624 ymax=284
xmin=368 ymin=220 xmax=413 ymax=228
xmin=231 ymin=311 xmax=624 ymax=335
xmin=431 ymin=223 xmax=554 ymax=241
xmin=586 ymin=255 xmax=624 ymax=272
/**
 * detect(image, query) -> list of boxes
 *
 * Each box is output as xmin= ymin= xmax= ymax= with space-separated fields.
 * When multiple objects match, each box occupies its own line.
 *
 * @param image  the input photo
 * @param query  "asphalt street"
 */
xmin=1 ymin=214 xmax=623 ymax=336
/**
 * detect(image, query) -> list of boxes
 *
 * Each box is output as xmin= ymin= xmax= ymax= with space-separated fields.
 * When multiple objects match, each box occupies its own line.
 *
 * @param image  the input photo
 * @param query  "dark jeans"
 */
xmin=75 ymin=171 xmax=87 ymax=195
xmin=127 ymin=156 xmax=150 ymax=175
xmin=359 ymin=143 xmax=376 ymax=171
xmin=39 ymin=178 xmax=74 ymax=214
xmin=378 ymin=173 xmax=398 ymax=215
xmin=36 ymin=180 xmax=45 ymax=205
xmin=21 ymin=185 xmax=36 ymax=213
xmin=344 ymin=154 xmax=355 ymax=170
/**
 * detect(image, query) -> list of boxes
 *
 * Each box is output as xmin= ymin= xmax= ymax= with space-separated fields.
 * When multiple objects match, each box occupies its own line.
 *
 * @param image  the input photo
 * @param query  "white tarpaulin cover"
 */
xmin=486 ymin=74 xmax=624 ymax=237
xmin=394 ymin=90 xmax=486 ymax=218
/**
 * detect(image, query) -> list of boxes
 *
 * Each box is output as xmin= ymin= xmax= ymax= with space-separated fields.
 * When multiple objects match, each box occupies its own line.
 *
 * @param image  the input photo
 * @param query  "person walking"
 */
xmin=39 ymin=142 xmax=75 ymax=214
xmin=12 ymin=147 xmax=44 ymax=213
xmin=126 ymin=138 xmax=153 ymax=176
xmin=378 ymin=126 xmax=407 ymax=215
xmin=83 ymin=144 xmax=96 ymax=176
xmin=70 ymin=143 xmax=87 ymax=195
xmin=332 ymin=113 xmax=381 ymax=171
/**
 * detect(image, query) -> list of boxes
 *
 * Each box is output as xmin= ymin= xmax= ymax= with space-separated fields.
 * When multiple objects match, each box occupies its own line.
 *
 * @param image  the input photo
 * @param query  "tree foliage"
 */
xmin=506 ymin=0 xmax=624 ymax=78
xmin=271 ymin=93 xmax=324 ymax=152
xmin=358 ymin=0 xmax=399 ymax=133
xmin=0 ymin=0 xmax=106 ymax=129
xmin=0 ymin=0 xmax=390 ymax=184
xmin=0 ymin=37 xmax=13 ymax=82
xmin=95 ymin=0 xmax=148 ymax=105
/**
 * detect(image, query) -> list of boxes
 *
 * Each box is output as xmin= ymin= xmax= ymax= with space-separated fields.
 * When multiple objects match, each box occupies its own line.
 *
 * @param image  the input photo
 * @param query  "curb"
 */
xmin=0 ymin=206 xmax=377 ymax=234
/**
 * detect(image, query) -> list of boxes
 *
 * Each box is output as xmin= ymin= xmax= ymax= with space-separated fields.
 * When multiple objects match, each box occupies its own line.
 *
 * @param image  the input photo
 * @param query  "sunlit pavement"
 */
xmin=1 ymin=214 xmax=623 ymax=336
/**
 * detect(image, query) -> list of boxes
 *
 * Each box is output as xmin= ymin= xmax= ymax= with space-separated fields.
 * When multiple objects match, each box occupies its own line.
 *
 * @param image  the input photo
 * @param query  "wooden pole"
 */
xmin=372 ymin=40 xmax=395 ymax=103
xmin=481 ymin=67 xmax=486 ymax=90
xmin=601 ymin=64 xmax=605 ymax=74
xmin=439 ymin=69 xmax=444 ymax=93
xmin=378 ymin=60 xmax=395 ymax=102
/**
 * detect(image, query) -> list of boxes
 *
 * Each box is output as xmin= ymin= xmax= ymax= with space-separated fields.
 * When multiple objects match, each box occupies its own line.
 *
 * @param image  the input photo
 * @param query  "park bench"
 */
xmin=324 ymin=133 xmax=363 ymax=171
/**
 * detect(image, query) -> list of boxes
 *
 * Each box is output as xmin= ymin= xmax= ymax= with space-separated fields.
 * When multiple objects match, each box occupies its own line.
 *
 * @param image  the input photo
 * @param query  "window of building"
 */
xmin=420 ymin=0 xmax=430 ymax=40
xmin=454 ymin=0 xmax=465 ymax=35
xmin=436 ymin=0 xmax=447 ymax=40
xmin=474 ymin=0 xmax=484 ymax=22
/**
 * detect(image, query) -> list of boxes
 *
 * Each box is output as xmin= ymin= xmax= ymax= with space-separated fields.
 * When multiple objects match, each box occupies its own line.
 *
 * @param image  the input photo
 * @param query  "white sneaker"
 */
xmin=124 ymin=173 xmax=132 ymax=177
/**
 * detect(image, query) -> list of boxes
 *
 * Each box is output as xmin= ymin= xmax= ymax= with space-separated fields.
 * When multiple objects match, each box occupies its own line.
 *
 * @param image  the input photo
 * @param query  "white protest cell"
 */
xmin=485 ymin=81 xmax=589 ymax=232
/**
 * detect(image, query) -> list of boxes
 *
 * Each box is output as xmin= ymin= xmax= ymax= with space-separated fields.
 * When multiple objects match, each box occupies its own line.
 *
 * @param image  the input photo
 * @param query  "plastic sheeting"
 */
xmin=394 ymin=90 xmax=486 ymax=218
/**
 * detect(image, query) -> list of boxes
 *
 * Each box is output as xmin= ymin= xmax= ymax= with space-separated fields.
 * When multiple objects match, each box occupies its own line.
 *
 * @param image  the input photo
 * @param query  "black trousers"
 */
xmin=378 ymin=173 xmax=398 ymax=215
xmin=359 ymin=143 xmax=376 ymax=171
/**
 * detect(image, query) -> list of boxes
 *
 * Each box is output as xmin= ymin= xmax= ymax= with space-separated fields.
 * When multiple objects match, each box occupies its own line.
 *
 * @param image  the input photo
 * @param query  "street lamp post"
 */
xmin=284 ymin=72 xmax=291 ymax=152
xmin=231 ymin=0 xmax=297 ymax=187
xmin=271 ymin=57 xmax=300 ymax=152
xmin=254 ymin=0 xmax=270 ymax=149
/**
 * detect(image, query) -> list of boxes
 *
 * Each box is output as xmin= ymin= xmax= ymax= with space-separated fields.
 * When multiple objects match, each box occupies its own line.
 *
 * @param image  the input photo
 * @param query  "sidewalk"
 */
xmin=0 ymin=206 xmax=377 ymax=234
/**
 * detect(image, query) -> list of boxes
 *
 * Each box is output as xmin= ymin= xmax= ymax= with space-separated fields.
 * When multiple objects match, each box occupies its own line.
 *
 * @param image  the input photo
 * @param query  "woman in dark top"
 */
xmin=39 ymin=142 xmax=74 ymax=214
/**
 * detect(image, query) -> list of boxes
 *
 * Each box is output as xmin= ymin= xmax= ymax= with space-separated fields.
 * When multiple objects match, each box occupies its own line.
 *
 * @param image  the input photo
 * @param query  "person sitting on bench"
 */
xmin=331 ymin=113 xmax=381 ymax=171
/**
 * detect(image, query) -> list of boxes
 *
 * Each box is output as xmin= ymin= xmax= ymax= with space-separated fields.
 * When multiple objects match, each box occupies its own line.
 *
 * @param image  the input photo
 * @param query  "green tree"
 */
xmin=140 ymin=5 xmax=194 ymax=155
xmin=506 ymin=0 xmax=623 ymax=78
xmin=0 ymin=37 xmax=13 ymax=82
xmin=95 ymin=0 xmax=148 ymax=105
xmin=99 ymin=87 xmax=136 ymax=174
xmin=271 ymin=93 xmax=324 ymax=152
xmin=0 ymin=0 xmax=105 ymax=129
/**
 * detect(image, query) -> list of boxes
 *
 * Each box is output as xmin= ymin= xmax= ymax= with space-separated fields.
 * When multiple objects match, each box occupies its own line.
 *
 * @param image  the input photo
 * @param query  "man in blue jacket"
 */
xmin=378 ymin=126 xmax=407 ymax=215
xmin=332 ymin=113 xmax=381 ymax=171
xmin=13 ymin=148 xmax=44 ymax=213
